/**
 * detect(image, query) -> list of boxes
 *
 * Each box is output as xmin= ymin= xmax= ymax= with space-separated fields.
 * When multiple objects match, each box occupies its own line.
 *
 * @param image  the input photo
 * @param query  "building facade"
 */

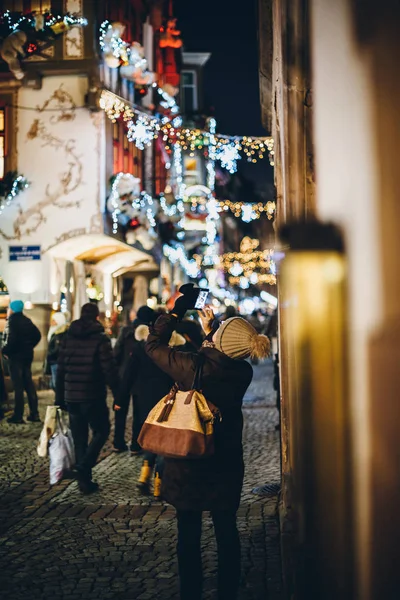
xmin=0 ymin=0 xmax=180 ymax=355
xmin=259 ymin=0 xmax=400 ymax=598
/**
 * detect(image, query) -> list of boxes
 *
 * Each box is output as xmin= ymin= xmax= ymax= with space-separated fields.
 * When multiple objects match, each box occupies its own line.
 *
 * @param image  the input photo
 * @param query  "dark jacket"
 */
xmin=120 ymin=341 xmax=174 ymax=424
xmin=46 ymin=324 xmax=69 ymax=367
xmin=145 ymin=313 xmax=253 ymax=512
xmin=56 ymin=318 xmax=119 ymax=406
xmin=2 ymin=312 xmax=41 ymax=362
xmin=113 ymin=325 xmax=137 ymax=371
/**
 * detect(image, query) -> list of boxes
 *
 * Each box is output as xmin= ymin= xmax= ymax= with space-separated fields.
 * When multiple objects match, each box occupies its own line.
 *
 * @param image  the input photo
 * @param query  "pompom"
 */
xmin=250 ymin=334 xmax=270 ymax=360
xmin=135 ymin=324 xmax=149 ymax=341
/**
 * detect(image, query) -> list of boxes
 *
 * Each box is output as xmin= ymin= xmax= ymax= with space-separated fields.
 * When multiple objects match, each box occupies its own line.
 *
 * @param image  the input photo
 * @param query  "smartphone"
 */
xmin=194 ymin=289 xmax=209 ymax=310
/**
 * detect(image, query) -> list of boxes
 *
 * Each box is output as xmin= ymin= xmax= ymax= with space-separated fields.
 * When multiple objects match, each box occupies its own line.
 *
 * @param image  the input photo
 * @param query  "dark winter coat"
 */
xmin=120 ymin=341 xmax=174 ymax=425
xmin=2 ymin=312 xmax=41 ymax=363
xmin=56 ymin=318 xmax=119 ymax=406
xmin=145 ymin=313 xmax=253 ymax=512
xmin=46 ymin=324 xmax=69 ymax=367
xmin=113 ymin=325 xmax=137 ymax=372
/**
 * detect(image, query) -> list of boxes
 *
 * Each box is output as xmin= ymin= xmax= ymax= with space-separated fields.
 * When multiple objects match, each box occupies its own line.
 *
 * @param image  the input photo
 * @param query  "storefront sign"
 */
xmin=9 ymin=246 xmax=41 ymax=262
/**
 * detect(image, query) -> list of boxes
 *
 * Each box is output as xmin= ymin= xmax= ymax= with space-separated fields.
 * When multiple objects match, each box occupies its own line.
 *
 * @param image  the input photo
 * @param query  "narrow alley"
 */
xmin=0 ymin=361 xmax=282 ymax=600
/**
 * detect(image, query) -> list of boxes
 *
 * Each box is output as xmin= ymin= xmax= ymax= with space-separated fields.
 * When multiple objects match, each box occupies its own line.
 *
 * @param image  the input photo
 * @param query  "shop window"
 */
xmin=0 ymin=94 xmax=16 ymax=180
xmin=30 ymin=1 xmax=51 ymax=11
xmin=3 ymin=1 xmax=51 ymax=10
xmin=181 ymin=70 xmax=198 ymax=114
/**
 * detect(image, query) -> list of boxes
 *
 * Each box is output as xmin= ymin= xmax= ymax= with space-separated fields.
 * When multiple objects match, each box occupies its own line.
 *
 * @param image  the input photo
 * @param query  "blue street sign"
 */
xmin=9 ymin=246 xmax=41 ymax=262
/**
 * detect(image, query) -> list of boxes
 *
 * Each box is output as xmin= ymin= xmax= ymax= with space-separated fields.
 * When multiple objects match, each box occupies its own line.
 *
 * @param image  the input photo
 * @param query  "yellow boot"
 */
xmin=153 ymin=473 xmax=162 ymax=499
xmin=137 ymin=461 xmax=152 ymax=495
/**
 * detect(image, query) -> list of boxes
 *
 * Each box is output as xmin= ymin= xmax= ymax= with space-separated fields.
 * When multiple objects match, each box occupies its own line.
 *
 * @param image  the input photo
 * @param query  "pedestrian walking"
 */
xmin=145 ymin=301 xmax=270 ymax=600
xmin=113 ymin=305 xmax=156 ymax=452
xmin=115 ymin=323 xmax=187 ymax=498
xmin=46 ymin=312 xmax=69 ymax=390
xmin=55 ymin=302 xmax=119 ymax=494
xmin=2 ymin=300 xmax=41 ymax=424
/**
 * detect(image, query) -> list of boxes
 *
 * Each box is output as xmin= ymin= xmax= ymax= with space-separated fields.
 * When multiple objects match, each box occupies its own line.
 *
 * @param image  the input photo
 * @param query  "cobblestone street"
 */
xmin=0 ymin=361 xmax=282 ymax=600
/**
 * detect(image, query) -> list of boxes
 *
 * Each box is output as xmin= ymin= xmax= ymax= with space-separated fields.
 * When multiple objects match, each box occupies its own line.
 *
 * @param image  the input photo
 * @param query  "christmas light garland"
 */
xmin=183 ymin=192 xmax=276 ymax=223
xmin=163 ymin=244 xmax=200 ymax=279
xmin=207 ymin=117 xmax=217 ymax=191
xmin=99 ymin=90 xmax=275 ymax=169
xmin=0 ymin=10 xmax=87 ymax=79
xmin=0 ymin=172 xmax=30 ymax=216
xmin=194 ymin=237 xmax=276 ymax=288
xmin=0 ymin=10 xmax=88 ymax=33
xmin=218 ymin=200 xmax=276 ymax=222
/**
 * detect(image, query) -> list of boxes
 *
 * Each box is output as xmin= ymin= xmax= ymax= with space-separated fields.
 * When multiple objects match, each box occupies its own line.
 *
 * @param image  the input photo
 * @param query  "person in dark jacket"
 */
xmin=113 ymin=305 xmax=156 ymax=452
xmin=116 ymin=324 xmax=187 ymax=497
xmin=2 ymin=300 xmax=41 ymax=424
xmin=56 ymin=302 xmax=119 ymax=494
xmin=46 ymin=312 xmax=69 ymax=390
xmin=145 ymin=303 xmax=270 ymax=600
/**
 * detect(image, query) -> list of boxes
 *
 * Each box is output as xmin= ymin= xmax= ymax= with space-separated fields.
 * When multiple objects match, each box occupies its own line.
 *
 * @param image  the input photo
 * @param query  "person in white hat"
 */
xmin=145 ymin=303 xmax=270 ymax=600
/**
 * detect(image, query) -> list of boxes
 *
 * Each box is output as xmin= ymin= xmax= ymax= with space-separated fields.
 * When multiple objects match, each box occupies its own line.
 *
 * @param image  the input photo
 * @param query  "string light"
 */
xmin=99 ymin=90 xmax=275 ymax=166
xmin=99 ymin=90 xmax=136 ymax=122
xmin=155 ymin=84 xmax=179 ymax=114
xmin=173 ymin=144 xmax=185 ymax=201
xmin=110 ymin=173 xmax=123 ymax=233
xmin=182 ymin=194 xmax=276 ymax=222
xmin=2 ymin=10 xmax=88 ymax=33
xmin=216 ymin=142 xmax=241 ymax=174
xmin=206 ymin=237 xmax=276 ymax=288
xmin=99 ymin=21 xmax=154 ymax=84
xmin=207 ymin=117 xmax=217 ymax=192
xmin=0 ymin=175 xmax=30 ymax=216
xmin=163 ymin=244 xmax=199 ymax=278
xmin=229 ymin=273 xmax=277 ymax=286
xmin=218 ymin=200 xmax=276 ymax=221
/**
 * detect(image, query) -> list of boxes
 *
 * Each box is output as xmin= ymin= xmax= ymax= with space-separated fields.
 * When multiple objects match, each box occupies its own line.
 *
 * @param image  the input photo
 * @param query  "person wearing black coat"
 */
xmin=116 ymin=324 xmax=187 ymax=497
xmin=56 ymin=302 xmax=119 ymax=494
xmin=2 ymin=300 xmax=41 ymax=424
xmin=145 ymin=304 xmax=270 ymax=600
xmin=113 ymin=305 xmax=156 ymax=452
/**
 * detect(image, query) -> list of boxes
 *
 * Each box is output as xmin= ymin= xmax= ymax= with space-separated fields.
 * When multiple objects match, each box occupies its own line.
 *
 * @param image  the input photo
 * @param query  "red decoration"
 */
xmin=136 ymin=86 xmax=148 ymax=97
xmin=26 ymin=42 xmax=38 ymax=54
xmin=159 ymin=18 xmax=182 ymax=49
xmin=128 ymin=217 xmax=141 ymax=230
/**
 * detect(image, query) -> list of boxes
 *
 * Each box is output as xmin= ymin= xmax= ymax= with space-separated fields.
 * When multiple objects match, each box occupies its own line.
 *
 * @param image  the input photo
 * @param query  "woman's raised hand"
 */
xmin=199 ymin=306 xmax=215 ymax=336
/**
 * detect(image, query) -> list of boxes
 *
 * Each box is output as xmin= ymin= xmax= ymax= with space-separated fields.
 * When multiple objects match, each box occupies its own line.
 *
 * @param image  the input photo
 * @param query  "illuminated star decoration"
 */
xmin=216 ymin=143 xmax=241 ymax=174
xmin=127 ymin=116 xmax=157 ymax=150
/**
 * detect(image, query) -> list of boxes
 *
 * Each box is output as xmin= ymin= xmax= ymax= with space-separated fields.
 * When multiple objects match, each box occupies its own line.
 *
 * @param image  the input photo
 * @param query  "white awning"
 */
xmin=46 ymin=233 xmax=158 ymax=275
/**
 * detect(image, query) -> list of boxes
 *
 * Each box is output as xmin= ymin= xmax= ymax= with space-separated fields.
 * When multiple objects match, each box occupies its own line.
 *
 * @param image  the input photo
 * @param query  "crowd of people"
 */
xmin=0 ymin=293 xmax=276 ymax=600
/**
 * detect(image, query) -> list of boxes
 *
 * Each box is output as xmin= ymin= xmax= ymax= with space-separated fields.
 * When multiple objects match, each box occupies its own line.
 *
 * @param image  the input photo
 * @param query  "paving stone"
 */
xmin=0 ymin=360 xmax=282 ymax=599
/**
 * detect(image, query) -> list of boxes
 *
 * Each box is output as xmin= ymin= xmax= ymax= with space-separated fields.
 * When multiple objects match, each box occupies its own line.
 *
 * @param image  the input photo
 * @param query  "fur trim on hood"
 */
xmin=135 ymin=324 xmax=150 ymax=342
xmin=169 ymin=331 xmax=186 ymax=348
xmin=135 ymin=325 xmax=186 ymax=348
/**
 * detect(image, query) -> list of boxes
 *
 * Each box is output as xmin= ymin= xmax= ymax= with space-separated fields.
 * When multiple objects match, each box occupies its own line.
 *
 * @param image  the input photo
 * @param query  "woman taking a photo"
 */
xmin=145 ymin=301 xmax=270 ymax=600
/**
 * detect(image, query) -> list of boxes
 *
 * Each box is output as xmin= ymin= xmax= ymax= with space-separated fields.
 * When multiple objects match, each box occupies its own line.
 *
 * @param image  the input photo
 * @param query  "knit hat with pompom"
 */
xmin=214 ymin=317 xmax=270 ymax=360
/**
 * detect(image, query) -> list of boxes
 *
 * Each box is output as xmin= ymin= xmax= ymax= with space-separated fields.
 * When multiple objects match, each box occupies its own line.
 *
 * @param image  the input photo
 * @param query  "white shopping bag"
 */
xmin=48 ymin=410 xmax=75 ymax=485
xmin=37 ymin=405 xmax=58 ymax=457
